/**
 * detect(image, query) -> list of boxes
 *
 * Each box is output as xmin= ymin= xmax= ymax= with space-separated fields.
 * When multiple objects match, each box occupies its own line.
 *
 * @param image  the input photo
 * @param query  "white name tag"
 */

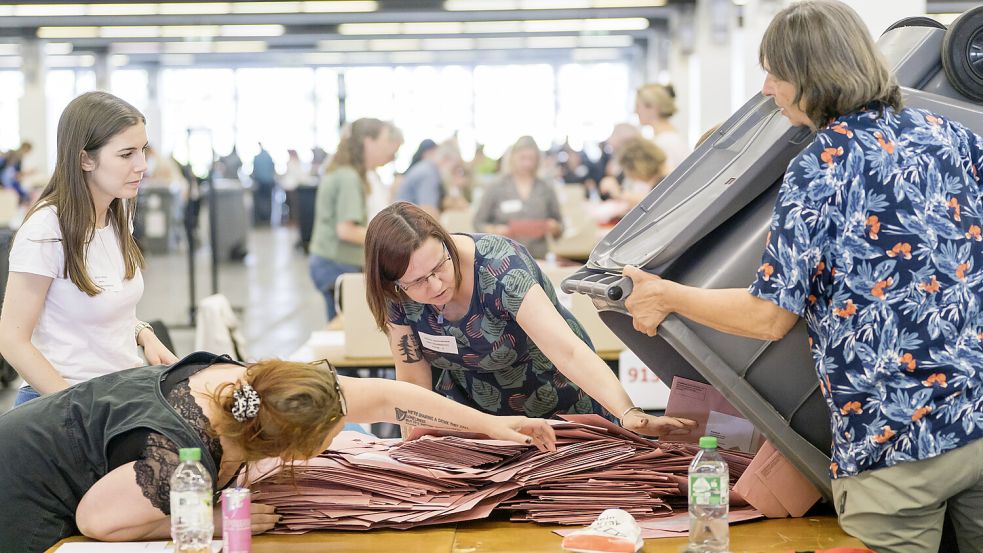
xmin=418 ymin=332 xmax=459 ymax=355
xmin=500 ymin=199 xmax=522 ymax=214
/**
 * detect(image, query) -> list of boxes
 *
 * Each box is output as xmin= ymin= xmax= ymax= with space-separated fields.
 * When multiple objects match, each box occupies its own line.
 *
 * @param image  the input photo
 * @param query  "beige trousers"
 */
xmin=832 ymin=437 xmax=983 ymax=553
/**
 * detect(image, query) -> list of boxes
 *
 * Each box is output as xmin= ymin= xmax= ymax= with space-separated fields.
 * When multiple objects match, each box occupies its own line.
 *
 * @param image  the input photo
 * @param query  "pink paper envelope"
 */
xmin=664 ymin=376 xmax=748 ymax=446
xmin=558 ymin=413 xmax=658 ymax=446
xmin=733 ymin=441 xmax=821 ymax=518
xmin=406 ymin=426 xmax=492 ymax=441
xmin=507 ymin=218 xmax=550 ymax=238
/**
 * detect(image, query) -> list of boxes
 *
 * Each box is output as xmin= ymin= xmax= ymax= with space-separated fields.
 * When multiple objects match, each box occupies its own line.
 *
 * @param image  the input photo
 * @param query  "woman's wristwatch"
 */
xmin=134 ymin=320 xmax=154 ymax=343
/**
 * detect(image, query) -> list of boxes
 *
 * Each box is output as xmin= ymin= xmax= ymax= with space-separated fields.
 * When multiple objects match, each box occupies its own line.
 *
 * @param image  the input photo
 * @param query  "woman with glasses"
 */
xmin=365 ymin=202 xmax=695 ymax=438
xmin=0 ymin=351 xmax=556 ymax=552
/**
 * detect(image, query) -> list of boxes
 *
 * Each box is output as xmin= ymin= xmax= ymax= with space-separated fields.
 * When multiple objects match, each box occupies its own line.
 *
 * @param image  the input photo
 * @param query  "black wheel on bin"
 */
xmin=942 ymin=6 xmax=983 ymax=102
xmin=881 ymin=16 xmax=946 ymax=35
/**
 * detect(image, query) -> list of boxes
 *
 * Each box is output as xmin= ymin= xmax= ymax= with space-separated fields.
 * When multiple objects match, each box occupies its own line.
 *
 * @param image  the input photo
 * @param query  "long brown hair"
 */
xmin=24 ymin=91 xmax=146 ymax=296
xmin=325 ymin=117 xmax=386 ymax=194
xmin=364 ymin=202 xmax=463 ymax=331
xmin=209 ymin=359 xmax=346 ymax=463
xmin=759 ymin=0 xmax=902 ymax=129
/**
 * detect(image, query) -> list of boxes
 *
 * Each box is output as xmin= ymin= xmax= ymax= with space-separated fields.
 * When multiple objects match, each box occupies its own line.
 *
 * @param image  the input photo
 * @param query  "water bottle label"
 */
xmin=689 ymin=474 xmax=724 ymax=506
xmin=172 ymin=491 xmax=213 ymax=525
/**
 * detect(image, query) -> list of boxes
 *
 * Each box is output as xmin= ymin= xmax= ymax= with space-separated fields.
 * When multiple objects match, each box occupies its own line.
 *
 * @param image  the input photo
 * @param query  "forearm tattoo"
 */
xmin=394 ymin=407 xmax=467 ymax=429
xmin=398 ymin=334 xmax=423 ymax=363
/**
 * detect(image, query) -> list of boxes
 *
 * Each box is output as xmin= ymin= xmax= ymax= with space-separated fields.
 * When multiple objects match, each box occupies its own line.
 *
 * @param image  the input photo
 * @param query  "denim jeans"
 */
xmin=308 ymin=254 xmax=361 ymax=322
xmin=12 ymin=385 xmax=40 ymax=407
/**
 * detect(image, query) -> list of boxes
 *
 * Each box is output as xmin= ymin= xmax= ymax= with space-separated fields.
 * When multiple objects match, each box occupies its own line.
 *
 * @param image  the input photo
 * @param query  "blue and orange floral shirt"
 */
xmin=749 ymin=104 xmax=983 ymax=478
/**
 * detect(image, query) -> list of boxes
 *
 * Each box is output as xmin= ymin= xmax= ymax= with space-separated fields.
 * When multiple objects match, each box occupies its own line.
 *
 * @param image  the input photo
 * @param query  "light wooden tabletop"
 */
xmin=48 ymin=515 xmax=864 ymax=552
xmin=325 ymin=348 xmax=623 ymax=369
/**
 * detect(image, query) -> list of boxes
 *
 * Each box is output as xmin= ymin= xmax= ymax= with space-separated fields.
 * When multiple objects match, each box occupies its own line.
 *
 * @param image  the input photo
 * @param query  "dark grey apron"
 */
xmin=0 ymin=351 xmax=236 ymax=552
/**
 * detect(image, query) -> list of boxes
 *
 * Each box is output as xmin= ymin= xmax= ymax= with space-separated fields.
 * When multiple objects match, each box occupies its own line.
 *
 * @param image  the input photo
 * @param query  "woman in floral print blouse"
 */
xmin=624 ymin=2 xmax=983 ymax=552
xmin=364 ymin=201 xmax=695 ymax=440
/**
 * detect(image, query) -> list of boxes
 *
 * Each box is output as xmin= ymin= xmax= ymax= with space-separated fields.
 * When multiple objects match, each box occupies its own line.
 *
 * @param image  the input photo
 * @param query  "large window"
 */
xmin=343 ymin=67 xmax=396 ymax=123
xmin=556 ymin=63 xmax=631 ymax=150
xmin=314 ymin=68 xmax=341 ymax=156
xmin=110 ymin=69 xmax=149 ymax=114
xmin=0 ymin=71 xmax=24 ymax=151
xmin=160 ymin=68 xmax=236 ymax=177
xmin=46 ymin=69 xmax=96 ymax=171
xmin=391 ymin=65 xmax=474 ymax=169
xmin=473 ymin=64 xmax=556 ymax=157
xmin=136 ymin=61 xmax=633 ymax=177
xmin=235 ymin=68 xmax=316 ymax=172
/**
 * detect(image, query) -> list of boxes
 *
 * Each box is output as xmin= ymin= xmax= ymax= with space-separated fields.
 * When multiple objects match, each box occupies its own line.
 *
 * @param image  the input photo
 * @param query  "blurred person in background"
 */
xmin=280 ymin=149 xmax=309 ymax=226
xmin=589 ymin=123 xmax=641 ymax=202
xmin=250 ymin=143 xmax=277 ymax=226
xmin=470 ymin=144 xmax=499 ymax=177
xmin=309 ymin=118 xmax=401 ymax=323
xmin=0 ymin=141 xmax=34 ymax=204
xmin=473 ymin=136 xmax=562 ymax=259
xmin=602 ymin=137 xmax=668 ymax=210
xmin=635 ymin=83 xmax=690 ymax=173
xmin=406 ymin=138 xmax=437 ymax=172
xmin=395 ymin=139 xmax=463 ymax=217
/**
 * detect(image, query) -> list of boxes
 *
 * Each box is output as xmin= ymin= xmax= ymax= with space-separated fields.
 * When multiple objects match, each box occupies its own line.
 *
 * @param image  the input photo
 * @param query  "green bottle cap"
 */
xmin=179 ymin=448 xmax=202 ymax=462
xmin=698 ymin=436 xmax=718 ymax=449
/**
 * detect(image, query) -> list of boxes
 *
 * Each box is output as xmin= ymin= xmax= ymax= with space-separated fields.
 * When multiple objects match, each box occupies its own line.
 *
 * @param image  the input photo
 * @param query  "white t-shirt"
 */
xmin=9 ymin=205 xmax=144 ymax=386
xmin=653 ymin=130 xmax=691 ymax=174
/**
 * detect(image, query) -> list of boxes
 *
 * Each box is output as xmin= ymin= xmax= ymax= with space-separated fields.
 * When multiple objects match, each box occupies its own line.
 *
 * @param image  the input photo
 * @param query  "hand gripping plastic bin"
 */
xmin=562 ymin=11 xmax=983 ymax=501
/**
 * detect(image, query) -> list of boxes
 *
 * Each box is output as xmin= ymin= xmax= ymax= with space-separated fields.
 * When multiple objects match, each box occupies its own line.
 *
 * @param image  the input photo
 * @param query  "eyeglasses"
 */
xmin=311 ymin=359 xmax=347 ymax=419
xmin=396 ymin=245 xmax=451 ymax=293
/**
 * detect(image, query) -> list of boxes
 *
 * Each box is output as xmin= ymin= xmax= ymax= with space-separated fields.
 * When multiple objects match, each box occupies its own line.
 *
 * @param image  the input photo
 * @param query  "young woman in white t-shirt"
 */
xmin=0 ymin=91 xmax=177 ymax=406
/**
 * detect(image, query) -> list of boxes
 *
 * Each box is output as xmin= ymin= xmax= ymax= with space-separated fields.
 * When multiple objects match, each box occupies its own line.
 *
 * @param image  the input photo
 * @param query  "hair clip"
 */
xmin=232 ymin=382 xmax=261 ymax=422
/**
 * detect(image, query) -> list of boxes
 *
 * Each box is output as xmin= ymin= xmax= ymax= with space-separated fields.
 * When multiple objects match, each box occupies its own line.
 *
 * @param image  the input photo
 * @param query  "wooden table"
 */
xmin=48 ymin=515 xmax=864 ymax=552
xmin=323 ymin=348 xmax=623 ymax=369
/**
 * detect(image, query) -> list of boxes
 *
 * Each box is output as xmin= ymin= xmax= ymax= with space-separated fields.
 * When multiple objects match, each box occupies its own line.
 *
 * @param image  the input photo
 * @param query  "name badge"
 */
xmin=500 ymin=199 xmax=522 ymax=214
xmin=92 ymin=274 xmax=122 ymax=292
xmin=418 ymin=332 xmax=459 ymax=355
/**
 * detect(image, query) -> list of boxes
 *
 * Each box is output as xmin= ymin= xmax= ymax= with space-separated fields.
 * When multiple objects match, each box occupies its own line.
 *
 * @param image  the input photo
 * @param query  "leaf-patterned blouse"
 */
xmin=388 ymin=233 xmax=610 ymax=419
xmin=749 ymin=104 xmax=983 ymax=478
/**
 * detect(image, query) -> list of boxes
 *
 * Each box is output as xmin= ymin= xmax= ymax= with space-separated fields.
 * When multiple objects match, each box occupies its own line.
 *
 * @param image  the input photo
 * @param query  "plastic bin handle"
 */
xmin=561 ymin=271 xmax=634 ymax=315
xmin=605 ymin=276 xmax=633 ymax=302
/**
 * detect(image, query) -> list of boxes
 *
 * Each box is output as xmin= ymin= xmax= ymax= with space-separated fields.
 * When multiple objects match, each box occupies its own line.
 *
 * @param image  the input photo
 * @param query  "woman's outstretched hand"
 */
xmin=484 ymin=416 xmax=557 ymax=452
xmin=621 ymin=412 xmax=697 ymax=438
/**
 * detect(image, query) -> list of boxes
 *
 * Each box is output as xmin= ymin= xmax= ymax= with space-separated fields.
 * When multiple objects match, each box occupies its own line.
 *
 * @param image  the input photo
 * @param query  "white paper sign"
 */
xmin=618 ymin=349 xmax=670 ymax=410
xmin=56 ymin=540 xmax=221 ymax=552
xmin=418 ymin=332 xmax=459 ymax=355
xmin=706 ymin=410 xmax=756 ymax=453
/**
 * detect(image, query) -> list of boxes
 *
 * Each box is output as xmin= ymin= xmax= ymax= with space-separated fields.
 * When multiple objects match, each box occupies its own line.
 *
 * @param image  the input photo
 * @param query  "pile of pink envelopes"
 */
xmin=250 ymin=414 xmax=757 ymax=532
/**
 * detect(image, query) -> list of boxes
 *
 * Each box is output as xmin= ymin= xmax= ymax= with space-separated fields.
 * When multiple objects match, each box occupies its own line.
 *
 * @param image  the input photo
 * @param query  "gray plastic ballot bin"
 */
xmin=562 ymin=17 xmax=983 ymax=500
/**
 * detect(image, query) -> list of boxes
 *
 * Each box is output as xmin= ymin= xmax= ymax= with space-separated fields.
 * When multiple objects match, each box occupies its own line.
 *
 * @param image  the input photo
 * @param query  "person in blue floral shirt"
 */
xmin=623 ymin=2 xmax=983 ymax=552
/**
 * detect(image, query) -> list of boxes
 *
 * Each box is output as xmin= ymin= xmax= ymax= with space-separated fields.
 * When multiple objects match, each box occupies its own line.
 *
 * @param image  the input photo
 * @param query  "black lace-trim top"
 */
xmin=132 ymin=379 xmax=223 ymax=515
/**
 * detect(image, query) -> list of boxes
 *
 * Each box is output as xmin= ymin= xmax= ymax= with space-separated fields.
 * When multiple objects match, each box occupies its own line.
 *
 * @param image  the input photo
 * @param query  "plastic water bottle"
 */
xmin=170 ymin=447 xmax=214 ymax=553
xmin=686 ymin=436 xmax=729 ymax=552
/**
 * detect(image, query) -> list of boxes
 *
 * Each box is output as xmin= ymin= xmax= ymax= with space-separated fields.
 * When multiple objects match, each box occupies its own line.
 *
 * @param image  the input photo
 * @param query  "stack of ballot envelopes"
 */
xmin=250 ymin=414 xmax=758 ymax=532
